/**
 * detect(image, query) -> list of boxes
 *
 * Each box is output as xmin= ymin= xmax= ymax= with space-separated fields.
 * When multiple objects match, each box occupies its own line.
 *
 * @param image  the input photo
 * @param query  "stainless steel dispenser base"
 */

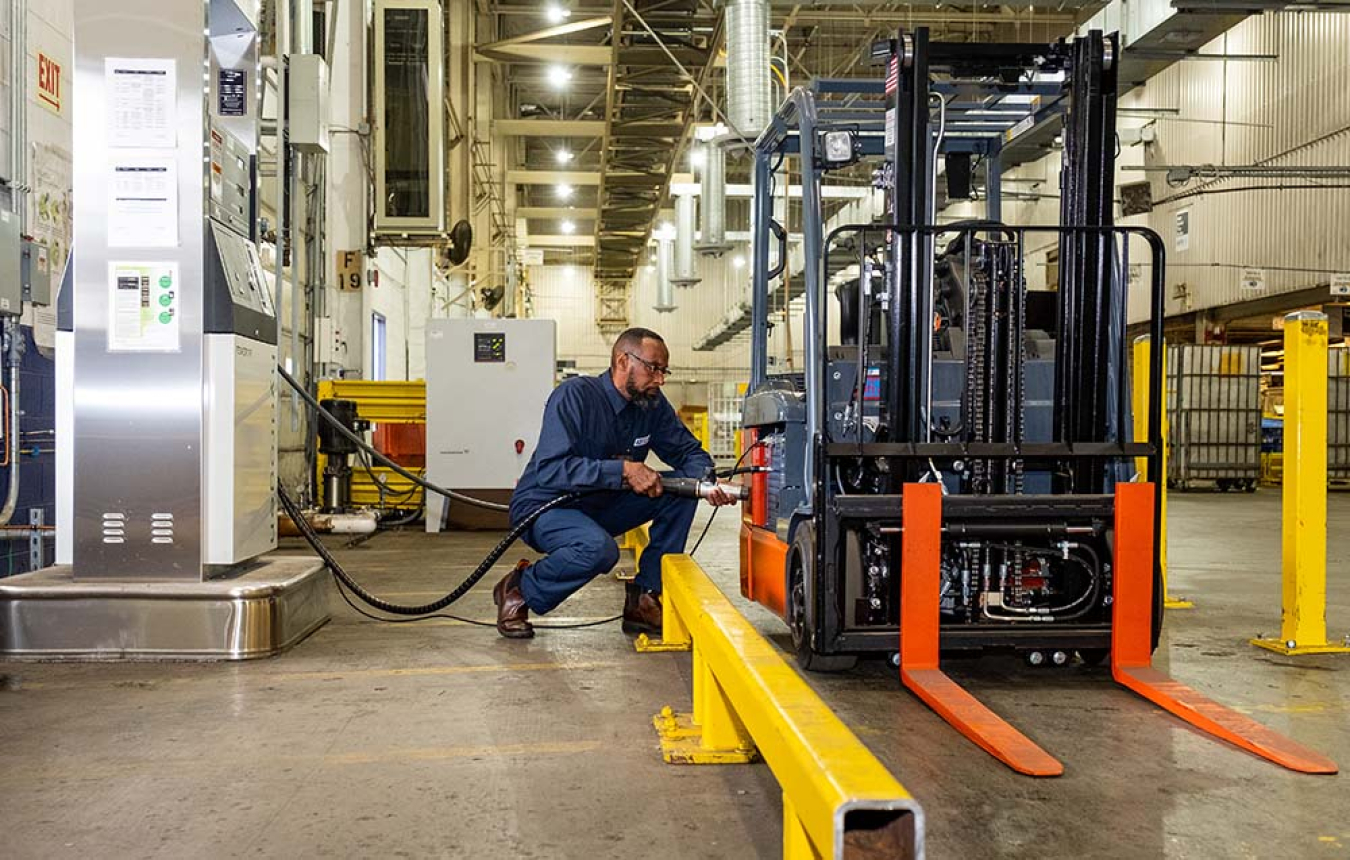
xmin=0 ymin=557 xmax=330 ymax=661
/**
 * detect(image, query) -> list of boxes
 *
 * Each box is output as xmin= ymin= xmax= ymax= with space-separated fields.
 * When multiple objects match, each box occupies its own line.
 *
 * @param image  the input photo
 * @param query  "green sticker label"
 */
xmin=159 ymin=275 xmax=172 ymax=288
xmin=159 ymin=311 xmax=173 ymax=324
xmin=158 ymin=293 xmax=173 ymax=306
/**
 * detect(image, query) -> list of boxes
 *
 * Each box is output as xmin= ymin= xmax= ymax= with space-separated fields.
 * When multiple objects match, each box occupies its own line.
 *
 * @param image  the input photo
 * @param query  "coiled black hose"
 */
xmin=278 ymin=480 xmax=591 ymax=616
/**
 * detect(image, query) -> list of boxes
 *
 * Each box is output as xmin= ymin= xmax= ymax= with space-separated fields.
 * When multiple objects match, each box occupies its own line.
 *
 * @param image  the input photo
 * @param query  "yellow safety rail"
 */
xmin=613 ymin=524 xmax=650 ymax=581
xmin=315 ymin=380 xmax=427 ymax=509
xmin=1131 ymin=336 xmax=1192 ymax=609
xmin=637 ymin=555 xmax=923 ymax=859
xmin=1252 ymin=312 xmax=1350 ymax=656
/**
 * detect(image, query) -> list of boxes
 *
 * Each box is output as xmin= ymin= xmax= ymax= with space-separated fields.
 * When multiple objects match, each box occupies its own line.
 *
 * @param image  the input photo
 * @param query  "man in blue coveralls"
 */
xmin=494 ymin=328 xmax=737 ymax=639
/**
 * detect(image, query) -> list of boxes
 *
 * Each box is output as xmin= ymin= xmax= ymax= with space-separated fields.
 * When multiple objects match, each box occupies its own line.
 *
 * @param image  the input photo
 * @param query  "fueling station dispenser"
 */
xmin=0 ymin=0 xmax=329 ymax=660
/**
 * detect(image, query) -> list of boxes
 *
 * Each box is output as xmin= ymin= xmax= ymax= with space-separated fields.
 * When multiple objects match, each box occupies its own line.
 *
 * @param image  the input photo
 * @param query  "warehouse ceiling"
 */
xmin=478 ymin=1 xmax=1090 ymax=317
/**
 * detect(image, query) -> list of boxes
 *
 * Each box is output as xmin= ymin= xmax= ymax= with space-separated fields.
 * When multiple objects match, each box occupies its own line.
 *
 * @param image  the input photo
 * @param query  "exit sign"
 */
xmin=37 ymin=52 xmax=62 ymax=115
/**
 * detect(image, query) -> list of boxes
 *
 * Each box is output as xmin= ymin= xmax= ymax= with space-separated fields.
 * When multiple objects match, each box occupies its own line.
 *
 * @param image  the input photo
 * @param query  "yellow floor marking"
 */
xmin=3 ymin=740 xmax=608 ymax=782
xmin=264 ymin=660 xmax=620 ymax=683
xmin=1231 ymin=701 xmax=1346 ymax=716
xmin=20 ymin=660 xmax=621 ymax=690
xmin=327 ymin=740 xmax=603 ymax=765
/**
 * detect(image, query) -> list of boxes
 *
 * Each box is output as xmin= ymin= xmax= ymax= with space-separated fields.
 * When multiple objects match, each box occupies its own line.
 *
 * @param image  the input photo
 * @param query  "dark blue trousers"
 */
xmin=516 ymin=491 xmax=698 ymax=614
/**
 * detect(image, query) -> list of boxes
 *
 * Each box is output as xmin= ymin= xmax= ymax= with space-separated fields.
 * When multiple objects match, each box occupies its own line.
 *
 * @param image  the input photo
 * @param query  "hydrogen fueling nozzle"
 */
xmin=659 ymin=476 xmax=751 ymax=502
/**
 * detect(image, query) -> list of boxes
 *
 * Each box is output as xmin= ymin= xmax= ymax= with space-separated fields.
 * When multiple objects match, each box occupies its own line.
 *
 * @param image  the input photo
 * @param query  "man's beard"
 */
xmin=624 ymin=375 xmax=659 ymax=409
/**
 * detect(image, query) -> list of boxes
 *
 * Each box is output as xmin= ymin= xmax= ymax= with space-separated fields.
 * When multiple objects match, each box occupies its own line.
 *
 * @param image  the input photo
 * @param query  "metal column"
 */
xmin=1252 ymin=312 xmax=1350 ymax=656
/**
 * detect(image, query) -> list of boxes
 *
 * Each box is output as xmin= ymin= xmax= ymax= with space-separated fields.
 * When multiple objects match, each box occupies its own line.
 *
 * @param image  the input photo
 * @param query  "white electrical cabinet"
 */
xmin=288 ymin=54 xmax=329 ymax=154
xmin=425 ymin=319 xmax=556 ymax=531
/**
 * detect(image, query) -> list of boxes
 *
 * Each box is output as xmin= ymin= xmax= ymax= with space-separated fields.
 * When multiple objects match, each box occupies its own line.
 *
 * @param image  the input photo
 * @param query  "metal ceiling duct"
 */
xmin=697 ymin=141 xmax=732 ymax=255
xmin=672 ymin=194 xmax=700 ymax=286
xmin=654 ymin=236 xmax=677 ymax=312
xmin=724 ymin=0 xmax=771 ymax=144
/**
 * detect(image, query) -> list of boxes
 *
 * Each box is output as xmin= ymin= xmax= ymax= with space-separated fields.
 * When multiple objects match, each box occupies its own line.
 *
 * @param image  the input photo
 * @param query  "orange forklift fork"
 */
xmin=898 ymin=481 xmax=1337 ymax=776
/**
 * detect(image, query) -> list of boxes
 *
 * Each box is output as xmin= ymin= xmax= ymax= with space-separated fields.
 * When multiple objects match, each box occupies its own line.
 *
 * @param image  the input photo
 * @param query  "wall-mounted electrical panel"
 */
xmin=373 ymin=0 xmax=444 ymax=234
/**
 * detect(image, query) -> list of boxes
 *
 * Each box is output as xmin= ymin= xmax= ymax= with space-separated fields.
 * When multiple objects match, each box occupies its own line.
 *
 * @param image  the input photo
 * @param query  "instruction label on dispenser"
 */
xmin=108 ymin=262 xmax=179 ymax=352
xmin=108 ymin=158 xmax=178 ymax=247
xmin=106 ymin=58 xmax=177 ymax=148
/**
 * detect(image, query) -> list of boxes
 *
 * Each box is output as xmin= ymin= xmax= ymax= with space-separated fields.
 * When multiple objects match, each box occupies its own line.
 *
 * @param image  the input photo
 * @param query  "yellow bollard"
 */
xmin=1132 ymin=336 xmax=1192 ymax=609
xmin=1252 ymin=312 xmax=1350 ymax=655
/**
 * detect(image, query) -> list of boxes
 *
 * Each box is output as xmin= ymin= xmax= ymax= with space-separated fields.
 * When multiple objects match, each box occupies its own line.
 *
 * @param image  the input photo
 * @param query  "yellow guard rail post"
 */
xmin=637 ymin=555 xmax=923 ymax=859
xmin=1252 ymin=312 xmax=1350 ymax=656
xmin=1132 ymin=335 xmax=1192 ymax=609
xmin=613 ymin=524 xmax=650 ymax=582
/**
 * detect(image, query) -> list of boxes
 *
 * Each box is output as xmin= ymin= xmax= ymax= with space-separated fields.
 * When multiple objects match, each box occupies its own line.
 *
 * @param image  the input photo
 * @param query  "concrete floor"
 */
xmin=1 ymin=489 xmax=1347 ymax=858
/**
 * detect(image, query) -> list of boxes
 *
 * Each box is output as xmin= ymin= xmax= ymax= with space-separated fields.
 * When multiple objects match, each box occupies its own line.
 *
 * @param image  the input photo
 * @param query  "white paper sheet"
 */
xmin=108 ymin=158 xmax=178 ymax=247
xmin=106 ymin=58 xmax=177 ymax=148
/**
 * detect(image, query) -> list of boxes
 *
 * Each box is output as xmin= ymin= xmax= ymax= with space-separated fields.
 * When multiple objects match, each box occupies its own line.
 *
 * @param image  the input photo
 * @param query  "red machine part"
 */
xmin=371 ymin=423 xmax=426 ymax=468
xmin=749 ymin=430 xmax=768 ymax=528
xmin=739 ymin=523 xmax=788 ymax=618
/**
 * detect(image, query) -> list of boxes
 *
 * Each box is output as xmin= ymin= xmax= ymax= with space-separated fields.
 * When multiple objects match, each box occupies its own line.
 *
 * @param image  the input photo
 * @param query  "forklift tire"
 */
xmin=787 ymin=525 xmax=857 ymax=673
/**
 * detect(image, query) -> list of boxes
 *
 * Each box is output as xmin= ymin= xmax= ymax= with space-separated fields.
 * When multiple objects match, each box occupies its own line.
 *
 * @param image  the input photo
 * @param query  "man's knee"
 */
xmin=573 ymin=531 xmax=621 ymax=574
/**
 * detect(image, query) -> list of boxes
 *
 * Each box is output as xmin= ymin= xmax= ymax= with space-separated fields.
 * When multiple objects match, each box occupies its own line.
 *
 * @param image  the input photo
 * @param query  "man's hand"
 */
xmin=622 ymin=461 xmax=663 ymax=497
xmin=704 ymin=485 xmax=739 ymax=507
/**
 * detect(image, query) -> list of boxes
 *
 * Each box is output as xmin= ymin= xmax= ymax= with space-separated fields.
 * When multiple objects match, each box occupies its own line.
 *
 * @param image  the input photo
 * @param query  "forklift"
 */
xmin=735 ymin=28 xmax=1336 ymax=777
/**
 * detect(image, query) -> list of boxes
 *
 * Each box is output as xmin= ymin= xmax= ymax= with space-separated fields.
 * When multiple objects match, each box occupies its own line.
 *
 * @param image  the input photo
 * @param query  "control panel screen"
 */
xmin=474 ymin=332 xmax=506 ymax=362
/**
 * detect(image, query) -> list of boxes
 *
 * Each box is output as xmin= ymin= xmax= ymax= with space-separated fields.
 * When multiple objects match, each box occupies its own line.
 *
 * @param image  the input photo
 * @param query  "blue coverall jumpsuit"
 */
xmin=508 ymin=371 xmax=713 ymax=614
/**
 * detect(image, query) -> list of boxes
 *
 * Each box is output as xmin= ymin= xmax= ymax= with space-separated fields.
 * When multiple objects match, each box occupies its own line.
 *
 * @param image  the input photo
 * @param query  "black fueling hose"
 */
xmin=279 ymin=480 xmax=590 ymax=616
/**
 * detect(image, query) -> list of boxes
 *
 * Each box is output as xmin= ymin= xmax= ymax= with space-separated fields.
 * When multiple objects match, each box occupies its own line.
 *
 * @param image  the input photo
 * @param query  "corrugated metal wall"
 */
xmin=531 ymin=254 xmax=756 ymax=379
xmin=527 ymin=265 xmax=617 ymax=371
xmin=1127 ymin=12 xmax=1350 ymax=314
xmin=940 ymin=11 xmax=1348 ymax=324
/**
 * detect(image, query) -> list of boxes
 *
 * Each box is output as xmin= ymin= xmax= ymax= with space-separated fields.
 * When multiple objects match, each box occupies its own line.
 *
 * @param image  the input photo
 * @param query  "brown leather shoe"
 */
xmin=622 ymin=583 xmax=663 ymax=636
xmin=493 ymin=560 xmax=535 ymax=639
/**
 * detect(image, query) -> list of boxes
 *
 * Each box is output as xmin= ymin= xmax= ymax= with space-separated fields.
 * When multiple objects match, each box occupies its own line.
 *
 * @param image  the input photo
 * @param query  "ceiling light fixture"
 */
xmin=547 ymin=65 xmax=572 ymax=89
xmin=545 ymin=5 xmax=571 ymax=24
xmin=560 ymin=219 xmax=576 ymax=234
xmin=556 ymin=149 xmax=573 ymax=164
xmin=556 ymin=183 xmax=574 ymax=200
